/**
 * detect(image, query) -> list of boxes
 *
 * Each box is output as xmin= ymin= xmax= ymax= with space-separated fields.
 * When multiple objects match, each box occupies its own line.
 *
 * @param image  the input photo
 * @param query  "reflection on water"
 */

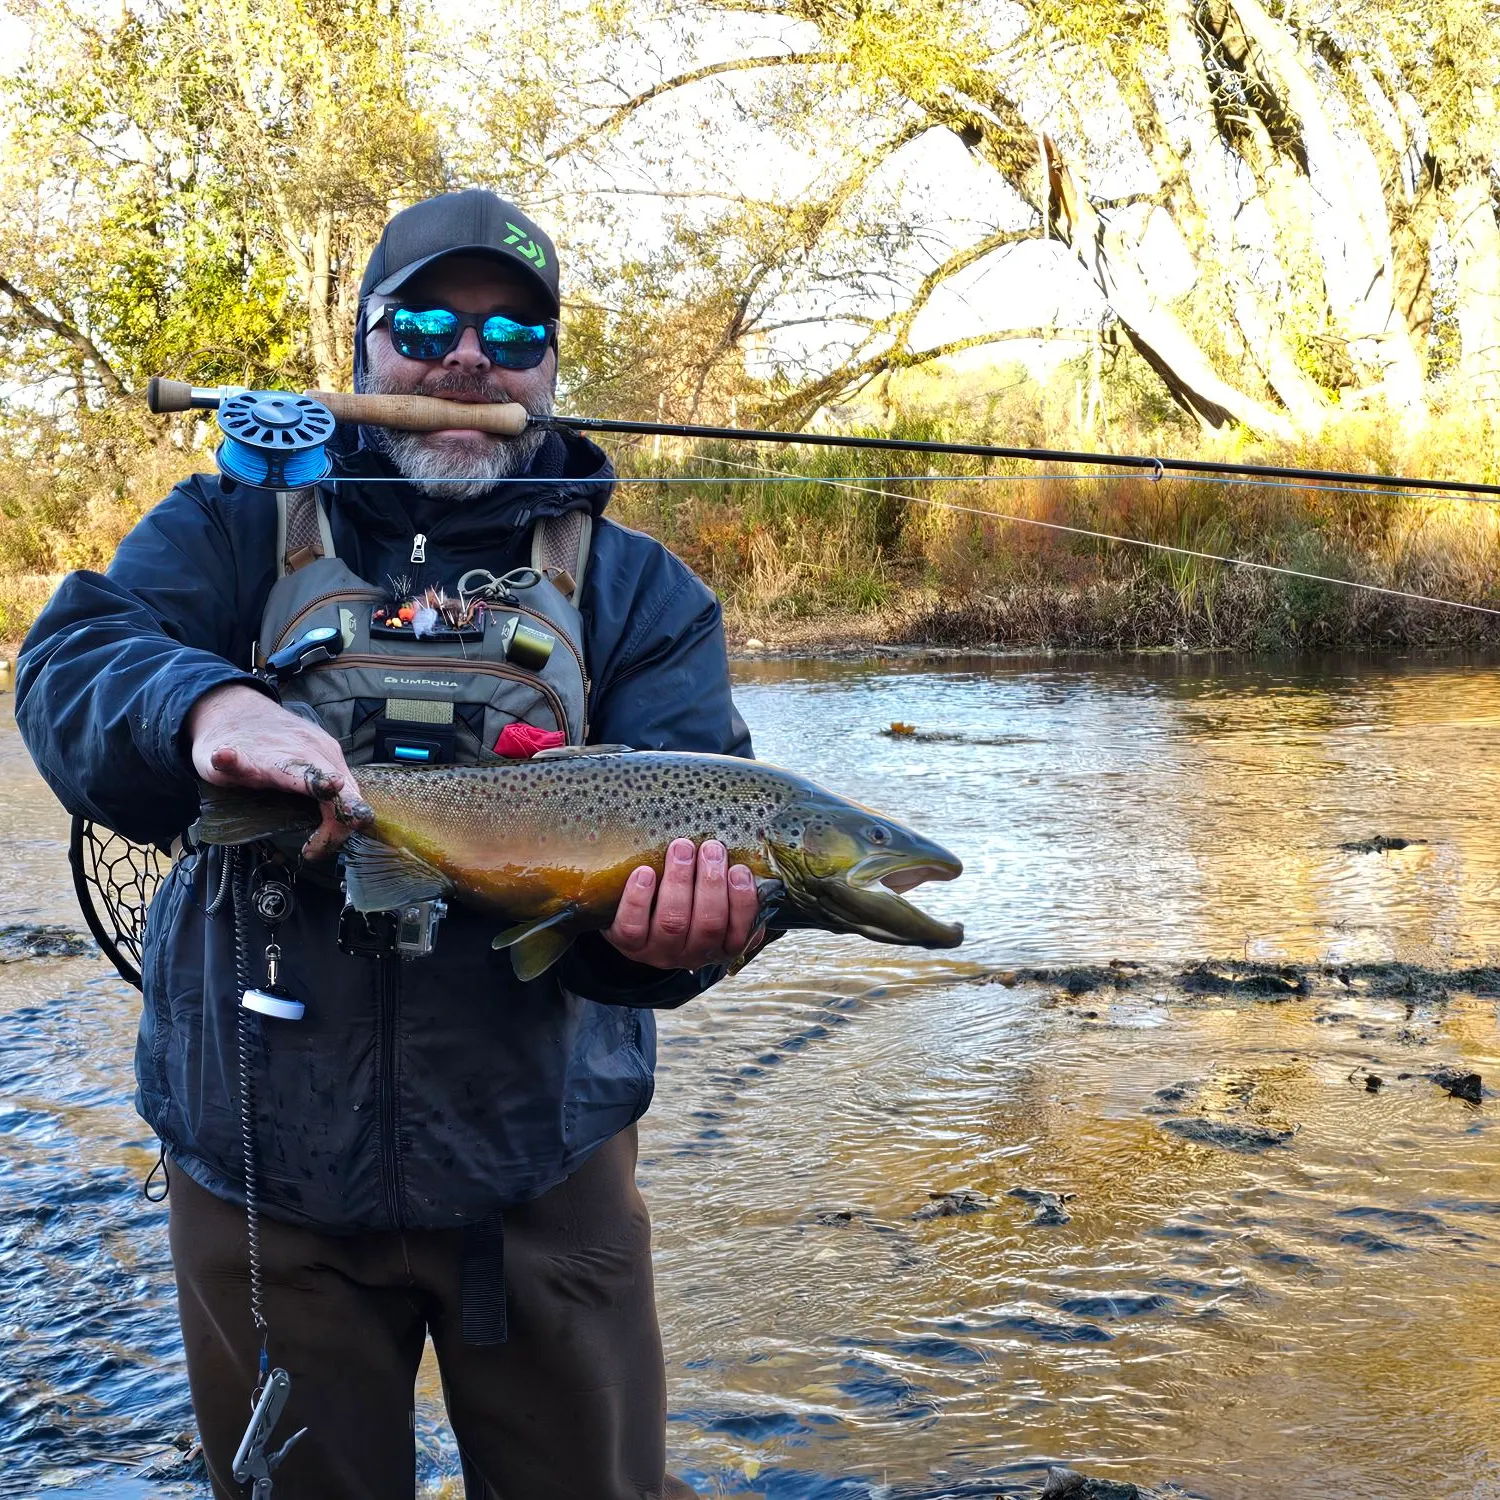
xmin=4 ymin=651 xmax=1500 ymax=1498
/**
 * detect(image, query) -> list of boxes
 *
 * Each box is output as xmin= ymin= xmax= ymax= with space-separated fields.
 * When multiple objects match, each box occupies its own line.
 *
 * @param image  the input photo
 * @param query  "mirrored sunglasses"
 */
xmin=369 ymin=304 xmax=557 ymax=370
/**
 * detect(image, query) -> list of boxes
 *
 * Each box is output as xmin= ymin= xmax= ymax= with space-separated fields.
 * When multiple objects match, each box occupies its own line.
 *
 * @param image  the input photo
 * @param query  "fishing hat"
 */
xmin=359 ymin=190 xmax=559 ymax=314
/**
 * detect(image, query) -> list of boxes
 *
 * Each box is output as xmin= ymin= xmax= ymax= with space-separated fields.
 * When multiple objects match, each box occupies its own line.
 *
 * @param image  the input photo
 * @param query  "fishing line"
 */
xmin=329 ymin=468 xmax=1499 ymax=508
xmin=696 ymin=454 xmax=1500 ymax=620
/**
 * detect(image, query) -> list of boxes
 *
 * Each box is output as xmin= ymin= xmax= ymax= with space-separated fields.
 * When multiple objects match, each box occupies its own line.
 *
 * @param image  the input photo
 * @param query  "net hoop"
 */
xmin=69 ymin=815 xmax=167 ymax=991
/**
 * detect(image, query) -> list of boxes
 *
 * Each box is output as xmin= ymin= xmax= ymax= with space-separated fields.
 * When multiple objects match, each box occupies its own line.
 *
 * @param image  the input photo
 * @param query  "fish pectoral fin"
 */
xmin=492 ymin=906 xmax=580 ymax=981
xmin=531 ymin=744 xmax=635 ymax=759
xmin=341 ymin=836 xmax=450 ymax=912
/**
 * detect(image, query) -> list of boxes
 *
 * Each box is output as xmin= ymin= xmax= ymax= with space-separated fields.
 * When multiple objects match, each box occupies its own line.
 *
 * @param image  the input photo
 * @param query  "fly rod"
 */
xmin=146 ymin=377 xmax=1500 ymax=500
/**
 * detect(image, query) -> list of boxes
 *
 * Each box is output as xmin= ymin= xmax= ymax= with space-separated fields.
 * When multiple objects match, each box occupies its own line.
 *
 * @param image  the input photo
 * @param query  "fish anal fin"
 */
xmin=492 ymin=905 xmax=580 ymax=980
xmin=342 ymin=836 xmax=450 ymax=911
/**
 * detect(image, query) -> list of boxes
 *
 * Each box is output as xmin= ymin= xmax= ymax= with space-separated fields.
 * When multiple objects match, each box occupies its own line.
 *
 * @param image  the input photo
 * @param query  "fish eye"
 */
xmin=866 ymin=824 xmax=891 ymax=845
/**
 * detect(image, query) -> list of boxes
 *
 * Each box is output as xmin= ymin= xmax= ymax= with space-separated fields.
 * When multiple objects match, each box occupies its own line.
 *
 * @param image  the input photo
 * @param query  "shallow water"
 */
xmin=4 ymin=651 xmax=1500 ymax=1498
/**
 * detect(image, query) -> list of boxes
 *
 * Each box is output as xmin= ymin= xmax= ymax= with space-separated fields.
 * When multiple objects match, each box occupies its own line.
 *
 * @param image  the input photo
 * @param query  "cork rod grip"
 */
xmin=308 ymin=390 xmax=531 ymax=436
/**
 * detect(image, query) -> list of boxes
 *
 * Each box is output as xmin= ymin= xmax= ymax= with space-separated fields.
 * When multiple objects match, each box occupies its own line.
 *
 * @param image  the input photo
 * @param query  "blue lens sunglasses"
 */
xmin=366 ymin=303 xmax=558 ymax=369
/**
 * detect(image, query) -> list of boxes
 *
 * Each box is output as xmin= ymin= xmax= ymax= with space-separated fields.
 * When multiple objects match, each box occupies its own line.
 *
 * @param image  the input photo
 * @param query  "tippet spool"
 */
xmin=216 ymin=391 xmax=336 ymax=488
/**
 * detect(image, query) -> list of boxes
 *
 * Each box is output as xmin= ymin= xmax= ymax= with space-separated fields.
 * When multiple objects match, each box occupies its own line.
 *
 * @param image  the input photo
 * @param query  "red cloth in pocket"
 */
xmin=494 ymin=723 xmax=567 ymax=758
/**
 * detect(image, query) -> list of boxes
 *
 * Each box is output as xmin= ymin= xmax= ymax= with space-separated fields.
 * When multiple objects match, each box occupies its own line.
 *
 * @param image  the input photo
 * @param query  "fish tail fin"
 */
xmin=193 ymin=785 xmax=318 ymax=845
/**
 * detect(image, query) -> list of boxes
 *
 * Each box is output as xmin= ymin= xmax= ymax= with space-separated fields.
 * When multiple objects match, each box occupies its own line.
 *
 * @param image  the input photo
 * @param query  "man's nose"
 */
xmin=443 ymin=325 xmax=490 ymax=373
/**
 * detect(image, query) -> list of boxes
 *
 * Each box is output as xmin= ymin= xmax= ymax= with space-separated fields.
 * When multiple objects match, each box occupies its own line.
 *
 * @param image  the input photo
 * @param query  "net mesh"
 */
xmin=70 ymin=818 xmax=168 ymax=989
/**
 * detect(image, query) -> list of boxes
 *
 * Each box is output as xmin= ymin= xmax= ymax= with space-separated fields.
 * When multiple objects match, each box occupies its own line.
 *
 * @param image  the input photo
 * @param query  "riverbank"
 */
xmin=720 ymin=565 xmax=1500 ymax=656
xmin=613 ymin=409 xmax=1500 ymax=655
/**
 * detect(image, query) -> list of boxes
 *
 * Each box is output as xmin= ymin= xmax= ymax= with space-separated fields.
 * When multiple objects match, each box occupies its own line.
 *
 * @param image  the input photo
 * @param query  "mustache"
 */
xmin=365 ymin=367 xmax=555 ymax=420
xmin=418 ymin=371 xmax=511 ymax=403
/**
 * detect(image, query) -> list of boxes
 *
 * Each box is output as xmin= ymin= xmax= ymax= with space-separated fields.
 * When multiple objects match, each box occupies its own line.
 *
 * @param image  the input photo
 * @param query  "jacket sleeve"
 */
xmin=15 ymin=478 xmax=274 ymax=847
xmin=558 ymin=537 xmax=754 ymax=1008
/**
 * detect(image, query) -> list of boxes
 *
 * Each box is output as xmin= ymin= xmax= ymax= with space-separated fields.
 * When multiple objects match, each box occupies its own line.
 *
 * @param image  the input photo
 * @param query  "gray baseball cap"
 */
xmin=358 ymin=190 xmax=559 ymax=313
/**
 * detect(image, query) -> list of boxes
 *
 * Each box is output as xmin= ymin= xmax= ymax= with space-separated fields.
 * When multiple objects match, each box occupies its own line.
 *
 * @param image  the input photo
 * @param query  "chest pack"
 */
xmin=257 ymin=486 xmax=591 ymax=764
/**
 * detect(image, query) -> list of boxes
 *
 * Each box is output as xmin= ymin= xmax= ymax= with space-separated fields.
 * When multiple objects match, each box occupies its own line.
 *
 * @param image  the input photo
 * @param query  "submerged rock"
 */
xmin=983 ymin=963 xmax=1139 ymax=995
xmin=1041 ymin=1467 xmax=1143 ymax=1499
xmin=1431 ymin=1066 xmax=1484 ymax=1103
xmin=1338 ymin=834 xmax=1426 ymax=854
xmin=0 ymin=924 xmax=94 ymax=962
xmin=811 ymin=1208 xmax=869 ymax=1226
xmin=1009 ymin=1186 xmax=1072 ymax=1226
xmin=912 ymin=1188 xmax=994 ymax=1221
xmin=1160 ymin=1118 xmax=1295 ymax=1152
xmin=1177 ymin=961 xmax=1305 ymax=998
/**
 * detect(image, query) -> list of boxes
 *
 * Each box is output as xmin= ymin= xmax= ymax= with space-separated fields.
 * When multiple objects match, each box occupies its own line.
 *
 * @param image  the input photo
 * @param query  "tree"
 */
xmin=531 ymin=0 xmax=1500 ymax=436
xmin=0 ymin=0 xmax=445 ymax=402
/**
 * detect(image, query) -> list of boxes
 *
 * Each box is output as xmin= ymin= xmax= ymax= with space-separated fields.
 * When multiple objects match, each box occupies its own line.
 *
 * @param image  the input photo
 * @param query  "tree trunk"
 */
xmin=309 ymin=209 xmax=338 ymax=389
xmin=1160 ymin=0 xmax=1331 ymax=434
xmin=1225 ymin=0 xmax=1428 ymax=414
xmin=1043 ymin=136 xmax=1298 ymax=440
xmin=1449 ymin=170 xmax=1500 ymax=403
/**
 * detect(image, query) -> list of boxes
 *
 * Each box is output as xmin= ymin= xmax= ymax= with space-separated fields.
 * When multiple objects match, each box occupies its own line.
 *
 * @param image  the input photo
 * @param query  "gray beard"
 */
xmin=363 ymin=372 xmax=554 ymax=502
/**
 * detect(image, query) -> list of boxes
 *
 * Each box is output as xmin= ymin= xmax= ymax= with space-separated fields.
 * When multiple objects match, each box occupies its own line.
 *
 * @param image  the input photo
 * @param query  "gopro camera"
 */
xmin=396 ymin=899 xmax=447 ymax=957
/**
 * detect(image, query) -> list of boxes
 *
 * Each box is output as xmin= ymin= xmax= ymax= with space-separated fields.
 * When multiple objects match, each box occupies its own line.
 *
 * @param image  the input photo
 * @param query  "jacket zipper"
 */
xmin=377 ymin=953 xmax=405 ymax=1229
xmin=307 ymin=653 xmax=570 ymax=738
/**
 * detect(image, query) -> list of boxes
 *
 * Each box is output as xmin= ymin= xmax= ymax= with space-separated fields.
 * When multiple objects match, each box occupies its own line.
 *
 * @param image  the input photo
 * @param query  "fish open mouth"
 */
xmin=848 ymin=852 xmax=962 ymax=896
xmin=824 ymin=852 xmax=964 ymax=948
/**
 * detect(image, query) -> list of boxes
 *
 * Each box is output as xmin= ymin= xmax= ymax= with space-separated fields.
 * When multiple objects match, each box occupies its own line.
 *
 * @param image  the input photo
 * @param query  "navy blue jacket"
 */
xmin=16 ymin=431 xmax=751 ymax=1230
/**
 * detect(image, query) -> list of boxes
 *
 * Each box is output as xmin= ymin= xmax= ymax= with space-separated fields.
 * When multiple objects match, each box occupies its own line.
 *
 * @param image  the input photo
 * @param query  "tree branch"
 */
xmin=0 ymin=275 xmax=128 ymax=397
xmin=546 ymin=53 xmax=850 ymax=163
xmin=764 ymin=328 xmax=1100 ymax=424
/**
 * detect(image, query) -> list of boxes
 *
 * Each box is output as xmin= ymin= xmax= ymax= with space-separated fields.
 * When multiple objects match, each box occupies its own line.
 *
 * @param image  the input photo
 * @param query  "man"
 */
xmin=16 ymin=189 xmax=761 ymax=1499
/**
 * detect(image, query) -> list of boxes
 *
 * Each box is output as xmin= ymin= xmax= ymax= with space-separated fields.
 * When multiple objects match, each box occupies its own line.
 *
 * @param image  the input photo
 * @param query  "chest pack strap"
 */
xmin=531 ymin=510 xmax=592 ymax=603
xmin=278 ymin=488 xmax=335 ymax=575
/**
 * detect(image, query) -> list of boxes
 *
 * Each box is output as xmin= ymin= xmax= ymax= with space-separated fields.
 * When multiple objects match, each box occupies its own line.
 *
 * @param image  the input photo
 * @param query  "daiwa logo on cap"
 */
xmin=504 ymin=223 xmax=546 ymax=269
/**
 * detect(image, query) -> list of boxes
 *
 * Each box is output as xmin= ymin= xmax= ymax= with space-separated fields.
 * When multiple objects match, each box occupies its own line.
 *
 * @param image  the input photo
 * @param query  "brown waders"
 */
xmin=168 ymin=1125 xmax=697 ymax=1500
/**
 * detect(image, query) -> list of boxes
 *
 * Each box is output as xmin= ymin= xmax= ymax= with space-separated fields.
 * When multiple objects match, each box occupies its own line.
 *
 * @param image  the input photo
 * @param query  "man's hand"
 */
xmin=603 ymin=838 xmax=762 ymax=970
xmin=187 ymin=684 xmax=371 ymax=859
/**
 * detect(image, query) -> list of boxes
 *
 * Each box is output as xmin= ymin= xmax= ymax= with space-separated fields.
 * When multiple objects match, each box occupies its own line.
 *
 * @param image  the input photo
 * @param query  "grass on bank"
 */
xmin=3 ymin=400 xmax=1499 ymax=653
xmin=607 ymin=406 xmax=1500 ymax=652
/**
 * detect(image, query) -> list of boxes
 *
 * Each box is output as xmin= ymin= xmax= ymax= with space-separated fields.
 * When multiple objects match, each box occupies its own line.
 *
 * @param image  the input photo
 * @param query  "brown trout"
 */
xmin=194 ymin=747 xmax=963 ymax=978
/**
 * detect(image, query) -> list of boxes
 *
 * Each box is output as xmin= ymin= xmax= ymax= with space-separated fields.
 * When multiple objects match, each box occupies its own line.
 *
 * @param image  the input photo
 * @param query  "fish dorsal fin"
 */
xmin=342 ymin=836 xmax=450 ymax=912
xmin=531 ymin=744 xmax=635 ymax=760
xmin=492 ymin=906 xmax=580 ymax=981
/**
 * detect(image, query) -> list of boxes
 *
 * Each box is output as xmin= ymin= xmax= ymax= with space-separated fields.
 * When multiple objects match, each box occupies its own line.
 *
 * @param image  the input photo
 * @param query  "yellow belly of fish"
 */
xmin=365 ymin=797 xmax=770 ymax=926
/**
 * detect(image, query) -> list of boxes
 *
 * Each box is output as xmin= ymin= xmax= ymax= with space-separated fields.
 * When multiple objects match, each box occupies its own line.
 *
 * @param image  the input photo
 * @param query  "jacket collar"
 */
xmin=321 ymin=427 xmax=615 ymax=545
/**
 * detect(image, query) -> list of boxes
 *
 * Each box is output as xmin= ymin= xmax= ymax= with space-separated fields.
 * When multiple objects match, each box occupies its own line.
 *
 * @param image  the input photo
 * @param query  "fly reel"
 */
xmin=215 ymin=391 xmax=336 ymax=488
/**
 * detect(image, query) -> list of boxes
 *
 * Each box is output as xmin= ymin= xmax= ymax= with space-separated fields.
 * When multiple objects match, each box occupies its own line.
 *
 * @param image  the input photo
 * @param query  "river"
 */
xmin=3 ymin=651 xmax=1499 ymax=1499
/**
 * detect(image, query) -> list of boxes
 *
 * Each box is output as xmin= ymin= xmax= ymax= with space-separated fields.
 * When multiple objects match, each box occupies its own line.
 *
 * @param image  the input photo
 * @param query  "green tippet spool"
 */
xmin=495 ymin=615 xmax=554 ymax=671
